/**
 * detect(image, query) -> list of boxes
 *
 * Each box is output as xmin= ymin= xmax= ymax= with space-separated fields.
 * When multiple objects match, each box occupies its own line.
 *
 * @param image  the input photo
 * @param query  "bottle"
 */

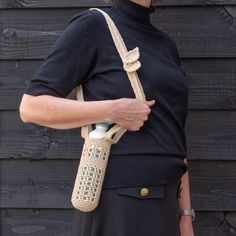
xmin=88 ymin=122 xmax=113 ymax=139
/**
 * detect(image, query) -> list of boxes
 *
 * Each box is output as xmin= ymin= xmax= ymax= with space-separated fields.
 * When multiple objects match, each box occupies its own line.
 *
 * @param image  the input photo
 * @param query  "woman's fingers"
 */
xmin=113 ymin=98 xmax=156 ymax=131
xmin=145 ymin=99 xmax=156 ymax=107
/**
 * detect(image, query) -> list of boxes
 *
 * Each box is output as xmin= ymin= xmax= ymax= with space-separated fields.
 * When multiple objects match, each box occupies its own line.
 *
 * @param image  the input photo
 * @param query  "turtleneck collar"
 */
xmin=111 ymin=0 xmax=155 ymax=26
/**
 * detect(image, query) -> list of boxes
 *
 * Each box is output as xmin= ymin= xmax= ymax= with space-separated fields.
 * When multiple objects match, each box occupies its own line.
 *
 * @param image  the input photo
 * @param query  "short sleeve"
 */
xmin=168 ymin=36 xmax=189 ymax=130
xmin=163 ymin=31 xmax=185 ymax=68
xmin=23 ymin=10 xmax=98 ymax=98
xmin=169 ymin=37 xmax=182 ymax=67
xmin=171 ymin=40 xmax=188 ymax=78
xmin=173 ymin=42 xmax=183 ymax=68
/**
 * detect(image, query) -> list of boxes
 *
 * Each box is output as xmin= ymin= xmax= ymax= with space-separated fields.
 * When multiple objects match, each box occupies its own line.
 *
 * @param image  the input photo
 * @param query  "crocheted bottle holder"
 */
xmin=72 ymin=138 xmax=113 ymax=211
xmin=71 ymin=8 xmax=146 ymax=212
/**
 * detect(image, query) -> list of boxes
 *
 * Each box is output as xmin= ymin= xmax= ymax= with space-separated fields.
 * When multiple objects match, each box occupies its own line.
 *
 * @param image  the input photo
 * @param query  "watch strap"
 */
xmin=179 ymin=208 xmax=195 ymax=221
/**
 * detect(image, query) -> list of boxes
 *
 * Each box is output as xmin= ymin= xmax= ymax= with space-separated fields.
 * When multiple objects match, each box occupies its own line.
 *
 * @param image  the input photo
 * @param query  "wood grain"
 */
xmin=0 ymin=111 xmax=84 ymax=160
xmin=1 ymin=7 xmax=236 ymax=59
xmin=0 ymin=209 xmax=72 ymax=236
xmin=1 ymin=209 xmax=235 ymax=236
xmin=185 ymin=110 xmax=236 ymax=160
xmin=1 ymin=0 xmax=236 ymax=8
xmin=0 ymin=159 xmax=236 ymax=211
xmin=1 ymin=59 xmax=236 ymax=110
xmin=1 ymin=2 xmax=236 ymax=235
xmin=0 ymin=110 xmax=235 ymax=160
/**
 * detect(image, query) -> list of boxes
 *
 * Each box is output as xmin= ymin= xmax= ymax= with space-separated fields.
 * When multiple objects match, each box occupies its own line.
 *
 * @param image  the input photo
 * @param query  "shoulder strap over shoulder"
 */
xmin=75 ymin=8 xmax=146 ymax=143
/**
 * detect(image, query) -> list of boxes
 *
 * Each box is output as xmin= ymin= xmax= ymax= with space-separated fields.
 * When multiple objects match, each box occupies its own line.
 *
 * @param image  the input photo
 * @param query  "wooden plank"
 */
xmin=193 ymin=211 xmax=236 ymax=236
xmin=0 ymin=159 xmax=236 ymax=210
xmin=0 ymin=60 xmax=77 ymax=110
xmin=0 ymin=110 xmax=84 ymax=160
xmin=1 ymin=7 xmax=236 ymax=59
xmin=0 ymin=159 xmax=79 ymax=209
xmin=0 ymin=60 xmax=76 ymax=110
xmin=185 ymin=110 xmax=236 ymax=160
xmin=188 ymin=160 xmax=236 ymax=211
xmin=0 ymin=209 xmax=234 ymax=236
xmin=0 ymin=208 xmax=72 ymax=236
xmin=1 ymin=0 xmax=236 ymax=8
xmin=0 ymin=8 xmax=72 ymax=60
xmin=1 ymin=59 xmax=236 ymax=110
xmin=0 ymin=110 xmax=235 ymax=160
xmin=0 ymin=209 xmax=236 ymax=236
xmin=153 ymin=6 xmax=236 ymax=58
xmin=183 ymin=58 xmax=236 ymax=110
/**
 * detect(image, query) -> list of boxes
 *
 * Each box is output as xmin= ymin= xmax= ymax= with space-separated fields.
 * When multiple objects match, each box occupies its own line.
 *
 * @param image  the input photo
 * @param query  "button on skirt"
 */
xmin=72 ymin=180 xmax=182 ymax=236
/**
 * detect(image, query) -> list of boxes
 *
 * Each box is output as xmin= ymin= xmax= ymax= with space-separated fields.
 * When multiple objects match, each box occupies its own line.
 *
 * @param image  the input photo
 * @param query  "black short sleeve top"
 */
xmin=23 ymin=0 xmax=189 ymax=188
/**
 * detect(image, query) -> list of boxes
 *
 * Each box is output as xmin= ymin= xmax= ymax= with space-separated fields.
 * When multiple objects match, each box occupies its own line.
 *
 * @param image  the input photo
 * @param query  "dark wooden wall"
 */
xmin=1 ymin=0 xmax=236 ymax=235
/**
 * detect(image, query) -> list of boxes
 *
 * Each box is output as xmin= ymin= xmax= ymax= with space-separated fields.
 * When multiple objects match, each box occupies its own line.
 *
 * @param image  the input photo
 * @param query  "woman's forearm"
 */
xmin=179 ymin=159 xmax=195 ymax=236
xmin=19 ymin=94 xmax=114 ymax=129
xmin=178 ymin=158 xmax=192 ymax=221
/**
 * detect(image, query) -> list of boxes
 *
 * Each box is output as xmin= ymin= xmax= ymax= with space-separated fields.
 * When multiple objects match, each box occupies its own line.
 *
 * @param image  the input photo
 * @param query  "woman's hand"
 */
xmin=111 ymin=98 xmax=156 ymax=131
xmin=179 ymin=216 xmax=195 ymax=236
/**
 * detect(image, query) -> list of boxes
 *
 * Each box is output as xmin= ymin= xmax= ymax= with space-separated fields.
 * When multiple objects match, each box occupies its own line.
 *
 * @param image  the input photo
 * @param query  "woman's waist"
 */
xmin=110 ymin=145 xmax=188 ymax=160
xmin=102 ymin=155 xmax=188 ymax=188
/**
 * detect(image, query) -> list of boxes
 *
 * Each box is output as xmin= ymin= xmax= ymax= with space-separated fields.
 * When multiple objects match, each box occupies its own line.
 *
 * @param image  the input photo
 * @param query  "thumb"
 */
xmin=145 ymin=99 xmax=156 ymax=107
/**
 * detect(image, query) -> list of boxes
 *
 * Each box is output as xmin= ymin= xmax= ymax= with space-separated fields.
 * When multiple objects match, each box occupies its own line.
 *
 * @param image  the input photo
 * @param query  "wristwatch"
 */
xmin=179 ymin=208 xmax=195 ymax=221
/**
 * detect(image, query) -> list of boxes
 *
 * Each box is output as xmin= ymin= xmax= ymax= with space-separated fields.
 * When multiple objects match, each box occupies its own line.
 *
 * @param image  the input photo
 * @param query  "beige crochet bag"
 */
xmin=71 ymin=8 xmax=146 ymax=212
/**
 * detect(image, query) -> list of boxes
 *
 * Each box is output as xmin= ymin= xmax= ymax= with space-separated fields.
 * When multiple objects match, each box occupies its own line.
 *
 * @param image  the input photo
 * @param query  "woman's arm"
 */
xmin=178 ymin=158 xmax=195 ymax=236
xmin=19 ymin=94 xmax=155 ymax=130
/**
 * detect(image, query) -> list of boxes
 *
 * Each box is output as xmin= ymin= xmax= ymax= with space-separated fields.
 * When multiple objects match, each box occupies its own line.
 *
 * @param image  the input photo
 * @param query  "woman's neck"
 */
xmin=130 ymin=0 xmax=152 ymax=8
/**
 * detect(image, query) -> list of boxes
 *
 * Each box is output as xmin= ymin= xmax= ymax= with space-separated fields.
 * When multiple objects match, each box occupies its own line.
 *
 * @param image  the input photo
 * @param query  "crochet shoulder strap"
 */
xmin=75 ymin=8 xmax=146 ymax=144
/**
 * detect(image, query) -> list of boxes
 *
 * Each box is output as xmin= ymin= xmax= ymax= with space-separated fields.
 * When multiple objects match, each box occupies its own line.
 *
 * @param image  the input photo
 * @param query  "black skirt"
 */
xmin=72 ymin=179 xmax=182 ymax=236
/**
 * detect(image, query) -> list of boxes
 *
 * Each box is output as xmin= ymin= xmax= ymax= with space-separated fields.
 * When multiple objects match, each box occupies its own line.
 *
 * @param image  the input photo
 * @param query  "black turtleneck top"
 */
xmin=23 ymin=0 xmax=189 ymax=188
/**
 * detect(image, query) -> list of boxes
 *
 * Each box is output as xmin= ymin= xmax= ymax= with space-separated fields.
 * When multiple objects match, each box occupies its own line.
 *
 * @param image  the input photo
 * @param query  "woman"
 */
xmin=19 ymin=0 xmax=195 ymax=235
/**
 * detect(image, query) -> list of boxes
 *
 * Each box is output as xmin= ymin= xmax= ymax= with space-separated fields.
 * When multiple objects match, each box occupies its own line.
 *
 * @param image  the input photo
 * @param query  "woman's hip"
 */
xmin=72 ymin=180 xmax=182 ymax=236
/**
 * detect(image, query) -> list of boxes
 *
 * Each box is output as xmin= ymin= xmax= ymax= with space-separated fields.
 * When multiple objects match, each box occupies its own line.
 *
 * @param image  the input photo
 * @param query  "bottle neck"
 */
xmin=95 ymin=123 xmax=109 ymax=130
